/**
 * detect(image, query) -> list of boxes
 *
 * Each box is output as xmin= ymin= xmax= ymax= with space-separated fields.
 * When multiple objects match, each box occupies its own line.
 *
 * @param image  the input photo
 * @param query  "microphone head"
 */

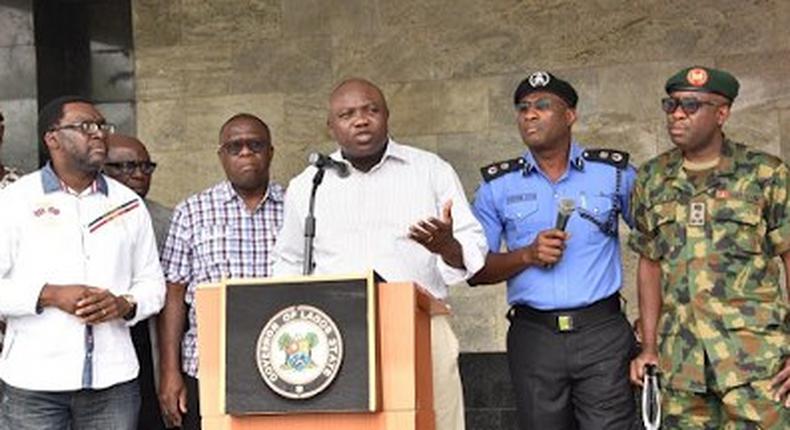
xmin=307 ymin=152 xmax=321 ymax=166
xmin=559 ymin=198 xmax=575 ymax=216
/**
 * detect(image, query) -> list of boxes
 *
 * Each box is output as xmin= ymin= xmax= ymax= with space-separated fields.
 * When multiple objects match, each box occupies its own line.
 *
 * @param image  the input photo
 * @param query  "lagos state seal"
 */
xmin=256 ymin=304 xmax=344 ymax=399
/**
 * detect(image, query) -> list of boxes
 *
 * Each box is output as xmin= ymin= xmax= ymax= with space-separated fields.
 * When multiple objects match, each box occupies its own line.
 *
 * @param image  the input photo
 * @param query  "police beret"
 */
xmin=665 ymin=66 xmax=740 ymax=101
xmin=513 ymin=71 xmax=578 ymax=108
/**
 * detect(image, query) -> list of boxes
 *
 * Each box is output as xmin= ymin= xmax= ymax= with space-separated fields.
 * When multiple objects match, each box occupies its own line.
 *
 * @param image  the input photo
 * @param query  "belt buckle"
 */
xmin=557 ymin=314 xmax=574 ymax=332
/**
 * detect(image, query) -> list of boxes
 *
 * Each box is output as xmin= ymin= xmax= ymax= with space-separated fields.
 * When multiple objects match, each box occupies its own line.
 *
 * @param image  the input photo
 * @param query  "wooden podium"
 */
xmin=195 ymin=273 xmax=444 ymax=429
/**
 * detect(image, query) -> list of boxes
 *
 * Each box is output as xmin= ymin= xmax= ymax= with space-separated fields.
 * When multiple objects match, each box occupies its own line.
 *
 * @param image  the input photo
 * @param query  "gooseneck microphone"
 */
xmin=555 ymin=198 xmax=576 ymax=231
xmin=308 ymin=152 xmax=349 ymax=178
xmin=302 ymin=152 xmax=349 ymax=275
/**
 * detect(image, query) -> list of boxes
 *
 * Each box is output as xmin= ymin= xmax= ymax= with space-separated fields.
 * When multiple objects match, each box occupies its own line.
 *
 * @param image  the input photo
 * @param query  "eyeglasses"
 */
xmin=661 ymin=97 xmax=724 ymax=115
xmin=219 ymin=140 xmax=269 ymax=156
xmin=104 ymin=161 xmax=157 ymax=175
xmin=51 ymin=121 xmax=116 ymax=135
xmin=514 ymin=98 xmax=555 ymax=113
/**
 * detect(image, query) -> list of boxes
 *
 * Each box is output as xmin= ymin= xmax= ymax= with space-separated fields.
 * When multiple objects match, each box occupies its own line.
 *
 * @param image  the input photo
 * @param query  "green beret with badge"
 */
xmin=665 ymin=66 xmax=740 ymax=101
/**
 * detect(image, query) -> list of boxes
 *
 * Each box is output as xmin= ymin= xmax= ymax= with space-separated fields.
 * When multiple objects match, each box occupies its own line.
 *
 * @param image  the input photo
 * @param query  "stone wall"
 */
xmin=0 ymin=0 xmax=37 ymax=172
xmin=132 ymin=0 xmax=790 ymax=352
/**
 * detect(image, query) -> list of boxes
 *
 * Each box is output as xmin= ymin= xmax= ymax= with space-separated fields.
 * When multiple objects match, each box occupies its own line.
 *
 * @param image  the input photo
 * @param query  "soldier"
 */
xmin=629 ymin=66 xmax=790 ymax=428
xmin=470 ymin=71 xmax=638 ymax=429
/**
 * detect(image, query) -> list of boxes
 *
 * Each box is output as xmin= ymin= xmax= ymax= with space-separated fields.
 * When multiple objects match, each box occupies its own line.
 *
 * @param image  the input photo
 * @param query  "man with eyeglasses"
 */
xmin=629 ymin=66 xmax=790 ymax=428
xmin=104 ymin=134 xmax=171 ymax=247
xmin=469 ymin=71 xmax=638 ymax=429
xmin=158 ymin=113 xmax=283 ymax=429
xmin=103 ymin=134 xmax=171 ymax=430
xmin=0 ymin=95 xmax=165 ymax=430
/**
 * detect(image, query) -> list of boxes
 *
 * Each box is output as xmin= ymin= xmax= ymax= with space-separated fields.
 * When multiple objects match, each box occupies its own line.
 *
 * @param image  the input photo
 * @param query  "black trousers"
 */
xmin=130 ymin=320 xmax=166 ymax=430
xmin=507 ymin=309 xmax=637 ymax=430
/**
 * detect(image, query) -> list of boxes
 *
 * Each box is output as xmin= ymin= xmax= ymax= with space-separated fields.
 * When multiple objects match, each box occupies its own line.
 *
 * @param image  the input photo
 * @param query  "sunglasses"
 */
xmin=661 ymin=97 xmax=724 ymax=115
xmin=514 ymin=97 xmax=555 ymax=113
xmin=104 ymin=161 xmax=157 ymax=175
xmin=219 ymin=140 xmax=269 ymax=156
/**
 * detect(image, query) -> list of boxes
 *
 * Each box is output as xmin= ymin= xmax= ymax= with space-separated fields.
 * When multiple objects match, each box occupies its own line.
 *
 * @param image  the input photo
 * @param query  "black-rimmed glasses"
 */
xmin=104 ymin=161 xmax=157 ymax=175
xmin=51 ymin=121 xmax=116 ymax=135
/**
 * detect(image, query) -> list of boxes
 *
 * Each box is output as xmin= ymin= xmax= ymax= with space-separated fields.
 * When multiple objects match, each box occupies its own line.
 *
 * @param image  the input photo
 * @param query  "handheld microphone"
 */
xmin=308 ymin=152 xmax=349 ymax=178
xmin=555 ymin=198 xmax=576 ymax=230
xmin=641 ymin=364 xmax=661 ymax=430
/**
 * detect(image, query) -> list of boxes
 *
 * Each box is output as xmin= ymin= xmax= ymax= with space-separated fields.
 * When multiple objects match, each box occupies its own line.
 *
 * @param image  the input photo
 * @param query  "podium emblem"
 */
xmin=256 ymin=304 xmax=344 ymax=399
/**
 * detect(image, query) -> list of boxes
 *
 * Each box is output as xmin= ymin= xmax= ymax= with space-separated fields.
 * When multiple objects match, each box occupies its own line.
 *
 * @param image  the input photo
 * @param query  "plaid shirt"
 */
xmin=160 ymin=181 xmax=284 ymax=377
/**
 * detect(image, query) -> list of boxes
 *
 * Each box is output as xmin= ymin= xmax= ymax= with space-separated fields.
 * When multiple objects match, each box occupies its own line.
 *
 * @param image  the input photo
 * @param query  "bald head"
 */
xmin=329 ymin=78 xmax=389 ymax=114
xmin=104 ymin=134 xmax=155 ymax=198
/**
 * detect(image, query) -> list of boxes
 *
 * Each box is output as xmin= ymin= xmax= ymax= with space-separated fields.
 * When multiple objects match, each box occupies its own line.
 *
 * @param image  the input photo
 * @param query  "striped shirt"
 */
xmin=273 ymin=140 xmax=487 ymax=299
xmin=160 ymin=181 xmax=284 ymax=377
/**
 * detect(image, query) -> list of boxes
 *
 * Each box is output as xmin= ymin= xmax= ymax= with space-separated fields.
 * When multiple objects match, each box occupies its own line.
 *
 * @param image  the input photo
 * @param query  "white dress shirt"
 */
xmin=0 ymin=166 xmax=165 ymax=391
xmin=273 ymin=140 xmax=487 ymax=299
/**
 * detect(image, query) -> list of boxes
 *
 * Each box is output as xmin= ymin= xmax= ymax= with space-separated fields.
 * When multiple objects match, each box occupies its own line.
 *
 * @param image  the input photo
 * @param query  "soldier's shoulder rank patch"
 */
xmin=480 ymin=157 xmax=525 ymax=182
xmin=583 ymin=148 xmax=630 ymax=169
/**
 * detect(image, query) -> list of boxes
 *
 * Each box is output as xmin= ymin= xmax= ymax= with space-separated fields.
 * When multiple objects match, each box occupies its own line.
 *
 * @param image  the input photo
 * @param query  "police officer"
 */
xmin=470 ymin=71 xmax=638 ymax=429
xmin=629 ymin=66 xmax=790 ymax=428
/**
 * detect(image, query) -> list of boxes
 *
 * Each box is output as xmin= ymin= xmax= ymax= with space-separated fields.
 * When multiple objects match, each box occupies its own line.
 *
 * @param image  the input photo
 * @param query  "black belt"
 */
xmin=508 ymin=294 xmax=621 ymax=332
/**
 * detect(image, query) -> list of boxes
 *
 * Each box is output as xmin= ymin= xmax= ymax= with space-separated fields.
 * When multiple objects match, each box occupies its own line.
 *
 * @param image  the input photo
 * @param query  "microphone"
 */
xmin=308 ymin=152 xmax=349 ymax=178
xmin=555 ymin=198 xmax=576 ymax=230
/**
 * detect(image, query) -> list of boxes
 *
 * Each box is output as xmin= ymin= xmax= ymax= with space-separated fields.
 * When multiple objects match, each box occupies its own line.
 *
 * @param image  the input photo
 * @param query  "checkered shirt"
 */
xmin=160 ymin=181 xmax=284 ymax=377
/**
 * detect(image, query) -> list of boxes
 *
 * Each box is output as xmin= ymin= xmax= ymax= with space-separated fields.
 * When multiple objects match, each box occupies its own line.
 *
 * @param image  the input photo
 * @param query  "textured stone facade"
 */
xmin=132 ymin=0 xmax=790 ymax=352
xmin=0 ymin=1 xmax=37 ymax=172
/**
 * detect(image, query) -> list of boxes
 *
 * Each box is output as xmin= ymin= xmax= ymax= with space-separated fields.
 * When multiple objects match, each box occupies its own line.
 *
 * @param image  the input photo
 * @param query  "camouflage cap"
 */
xmin=665 ymin=66 xmax=740 ymax=101
xmin=514 ymin=71 xmax=578 ymax=108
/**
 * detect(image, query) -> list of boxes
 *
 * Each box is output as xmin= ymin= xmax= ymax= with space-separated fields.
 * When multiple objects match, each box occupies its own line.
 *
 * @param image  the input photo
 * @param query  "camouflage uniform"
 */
xmin=629 ymin=139 xmax=790 ymax=429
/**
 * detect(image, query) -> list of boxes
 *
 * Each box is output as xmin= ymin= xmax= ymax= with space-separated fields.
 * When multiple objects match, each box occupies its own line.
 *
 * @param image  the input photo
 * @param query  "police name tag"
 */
xmin=689 ymin=202 xmax=706 ymax=226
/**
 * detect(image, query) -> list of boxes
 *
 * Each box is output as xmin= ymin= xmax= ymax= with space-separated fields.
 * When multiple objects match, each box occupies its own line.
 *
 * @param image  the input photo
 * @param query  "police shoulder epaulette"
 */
xmin=480 ymin=157 xmax=526 ymax=182
xmin=583 ymin=148 xmax=629 ymax=169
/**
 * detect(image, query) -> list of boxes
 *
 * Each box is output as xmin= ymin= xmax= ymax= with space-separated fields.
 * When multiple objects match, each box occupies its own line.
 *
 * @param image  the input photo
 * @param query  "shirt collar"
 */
xmin=220 ymin=180 xmax=283 ymax=207
xmin=521 ymin=141 xmax=586 ymax=176
xmin=40 ymin=163 xmax=108 ymax=196
xmin=663 ymin=136 xmax=738 ymax=180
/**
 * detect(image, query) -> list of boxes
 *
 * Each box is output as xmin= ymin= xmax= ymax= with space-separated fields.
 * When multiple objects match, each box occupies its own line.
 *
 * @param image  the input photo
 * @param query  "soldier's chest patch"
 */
xmin=688 ymin=202 xmax=706 ymax=226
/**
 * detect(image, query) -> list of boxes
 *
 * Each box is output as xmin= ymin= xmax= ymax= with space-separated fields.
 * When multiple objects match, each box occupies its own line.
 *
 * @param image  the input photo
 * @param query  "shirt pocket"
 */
xmin=712 ymin=199 xmax=764 ymax=257
xmin=503 ymin=200 xmax=540 ymax=244
xmin=194 ymin=225 xmax=231 ymax=281
xmin=580 ymin=195 xmax=615 ymax=244
xmin=646 ymin=200 xmax=685 ymax=259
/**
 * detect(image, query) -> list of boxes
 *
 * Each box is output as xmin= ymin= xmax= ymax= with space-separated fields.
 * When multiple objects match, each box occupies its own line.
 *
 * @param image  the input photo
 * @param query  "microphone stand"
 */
xmin=303 ymin=167 xmax=326 ymax=275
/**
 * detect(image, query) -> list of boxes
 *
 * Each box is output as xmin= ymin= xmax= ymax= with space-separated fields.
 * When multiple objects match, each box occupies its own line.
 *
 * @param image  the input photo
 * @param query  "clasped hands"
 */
xmin=40 ymin=284 xmax=131 ymax=324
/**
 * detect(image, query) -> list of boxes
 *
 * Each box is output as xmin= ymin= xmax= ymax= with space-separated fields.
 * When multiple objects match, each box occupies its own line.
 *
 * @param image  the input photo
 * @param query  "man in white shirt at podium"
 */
xmin=273 ymin=78 xmax=488 ymax=430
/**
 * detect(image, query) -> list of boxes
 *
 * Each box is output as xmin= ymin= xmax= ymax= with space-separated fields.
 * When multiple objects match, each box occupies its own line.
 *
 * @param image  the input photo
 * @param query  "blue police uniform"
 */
xmin=472 ymin=141 xmax=639 ymax=430
xmin=473 ymin=141 xmax=636 ymax=309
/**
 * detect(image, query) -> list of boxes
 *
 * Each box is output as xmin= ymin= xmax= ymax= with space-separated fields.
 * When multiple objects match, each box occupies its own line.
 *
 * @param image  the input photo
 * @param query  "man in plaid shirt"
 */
xmin=157 ymin=113 xmax=283 ymax=429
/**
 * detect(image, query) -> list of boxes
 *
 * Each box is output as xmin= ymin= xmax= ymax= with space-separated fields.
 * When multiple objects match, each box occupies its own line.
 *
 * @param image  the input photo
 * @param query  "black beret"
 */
xmin=665 ymin=66 xmax=740 ymax=101
xmin=513 ymin=71 xmax=578 ymax=108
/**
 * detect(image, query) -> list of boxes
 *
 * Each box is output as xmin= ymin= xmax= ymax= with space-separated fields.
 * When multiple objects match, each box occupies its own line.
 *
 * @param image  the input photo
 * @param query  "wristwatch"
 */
xmin=120 ymin=294 xmax=138 ymax=321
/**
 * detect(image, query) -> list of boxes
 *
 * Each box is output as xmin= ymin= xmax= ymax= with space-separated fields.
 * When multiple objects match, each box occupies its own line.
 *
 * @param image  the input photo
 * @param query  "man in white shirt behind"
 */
xmin=0 ymin=96 xmax=165 ymax=430
xmin=273 ymin=78 xmax=487 ymax=430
